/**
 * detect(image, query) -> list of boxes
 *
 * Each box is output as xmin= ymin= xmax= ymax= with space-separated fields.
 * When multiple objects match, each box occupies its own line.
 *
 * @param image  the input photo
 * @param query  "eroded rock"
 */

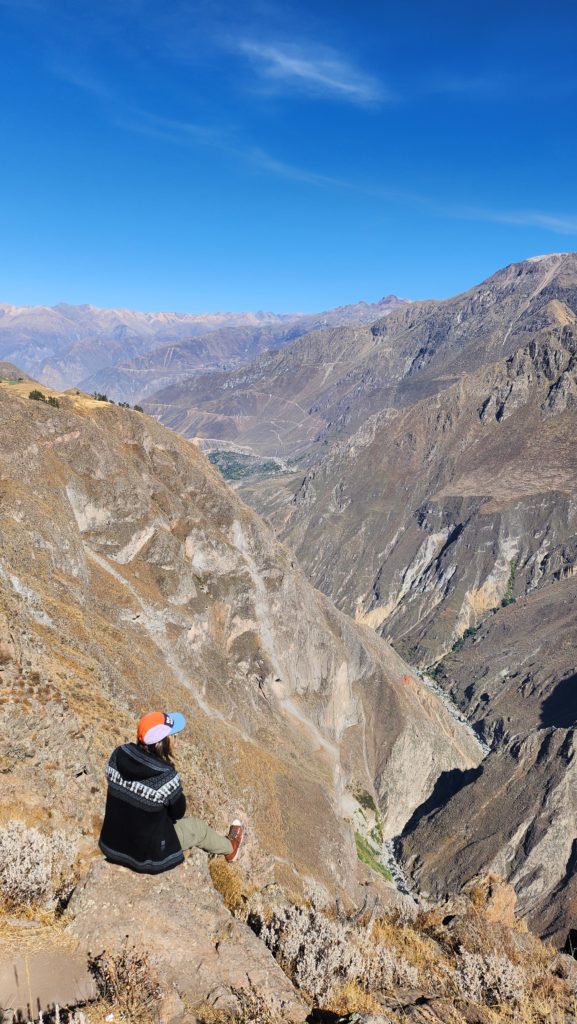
xmin=66 ymin=852 xmax=308 ymax=1021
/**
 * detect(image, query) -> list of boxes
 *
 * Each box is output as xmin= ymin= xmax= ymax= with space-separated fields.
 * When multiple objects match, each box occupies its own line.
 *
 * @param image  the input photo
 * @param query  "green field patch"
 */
xmin=354 ymin=831 xmax=392 ymax=881
xmin=208 ymin=450 xmax=284 ymax=481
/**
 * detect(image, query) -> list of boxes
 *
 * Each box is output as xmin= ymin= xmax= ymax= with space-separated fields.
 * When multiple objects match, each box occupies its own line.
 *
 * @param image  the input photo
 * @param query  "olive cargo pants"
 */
xmin=174 ymin=816 xmax=233 ymax=856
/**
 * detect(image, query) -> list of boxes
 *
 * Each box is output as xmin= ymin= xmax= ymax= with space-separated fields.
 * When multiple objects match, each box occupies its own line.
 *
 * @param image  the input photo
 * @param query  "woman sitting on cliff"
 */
xmin=99 ymin=711 xmax=243 ymax=873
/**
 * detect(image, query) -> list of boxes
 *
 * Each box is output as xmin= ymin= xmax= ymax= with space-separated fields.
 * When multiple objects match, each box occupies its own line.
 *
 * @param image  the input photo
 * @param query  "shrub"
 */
xmin=28 ymin=390 xmax=59 ymax=408
xmin=88 ymin=941 xmax=161 ymax=1023
xmin=355 ymin=787 xmax=378 ymax=814
xmin=134 ymin=405 xmax=144 ymax=413
xmin=458 ymin=950 xmax=525 ymax=1006
xmin=0 ymin=819 xmax=74 ymax=909
xmin=251 ymin=901 xmax=418 ymax=1005
xmin=254 ymin=903 xmax=364 ymax=1001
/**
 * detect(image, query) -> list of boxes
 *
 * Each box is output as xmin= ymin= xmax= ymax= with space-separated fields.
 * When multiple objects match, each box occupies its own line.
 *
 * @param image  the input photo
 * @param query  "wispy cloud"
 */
xmin=50 ymin=64 xmax=116 ymax=101
xmin=231 ymin=38 xmax=388 ymax=105
xmin=48 ymin=64 xmax=577 ymax=239
xmin=448 ymin=204 xmax=577 ymax=235
xmin=114 ymin=108 xmax=355 ymax=186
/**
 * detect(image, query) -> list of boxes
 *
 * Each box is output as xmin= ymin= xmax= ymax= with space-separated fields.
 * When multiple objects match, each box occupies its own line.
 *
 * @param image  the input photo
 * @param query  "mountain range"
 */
xmin=144 ymin=252 xmax=577 ymax=941
xmin=0 ymin=295 xmax=406 ymax=400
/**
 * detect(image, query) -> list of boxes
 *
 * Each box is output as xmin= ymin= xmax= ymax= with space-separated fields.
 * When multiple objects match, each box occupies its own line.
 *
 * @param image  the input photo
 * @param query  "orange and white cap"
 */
xmin=137 ymin=711 xmax=186 ymax=746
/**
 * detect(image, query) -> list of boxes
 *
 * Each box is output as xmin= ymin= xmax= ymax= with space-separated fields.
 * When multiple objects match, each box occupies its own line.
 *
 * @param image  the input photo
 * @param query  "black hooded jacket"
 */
xmin=99 ymin=743 xmax=186 ymax=873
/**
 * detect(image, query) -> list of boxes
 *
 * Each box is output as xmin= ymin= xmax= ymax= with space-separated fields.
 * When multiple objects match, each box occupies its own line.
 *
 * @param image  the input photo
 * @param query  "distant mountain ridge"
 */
xmin=146 ymin=253 xmax=576 ymax=461
xmin=0 ymin=294 xmax=408 ymax=399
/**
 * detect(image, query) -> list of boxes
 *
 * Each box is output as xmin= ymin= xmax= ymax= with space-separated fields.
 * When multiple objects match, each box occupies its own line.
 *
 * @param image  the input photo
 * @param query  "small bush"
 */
xmin=134 ymin=405 xmax=144 ymax=413
xmin=326 ymin=980 xmax=382 ymax=1015
xmin=28 ymin=390 xmax=59 ymax=408
xmin=255 ymin=903 xmax=364 ymax=1001
xmin=88 ymin=941 xmax=162 ymax=1023
xmin=209 ymin=858 xmax=245 ymax=914
xmin=0 ymin=820 xmax=74 ymax=909
xmin=458 ymin=950 xmax=525 ymax=1006
xmin=253 ymin=901 xmax=420 ymax=1005
xmin=355 ymin=787 xmax=378 ymax=814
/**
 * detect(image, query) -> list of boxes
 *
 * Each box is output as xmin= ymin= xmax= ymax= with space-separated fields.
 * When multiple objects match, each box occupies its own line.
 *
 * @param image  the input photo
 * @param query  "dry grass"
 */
xmin=195 ymin=985 xmax=281 ymax=1024
xmin=88 ymin=942 xmax=161 ymax=1024
xmin=325 ymin=980 xmax=383 ymax=1015
xmin=372 ymin=914 xmax=443 ymax=972
xmin=208 ymin=858 xmax=247 ymax=915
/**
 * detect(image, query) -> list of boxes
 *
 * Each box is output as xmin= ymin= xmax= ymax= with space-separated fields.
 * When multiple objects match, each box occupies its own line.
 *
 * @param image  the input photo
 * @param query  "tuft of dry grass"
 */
xmin=195 ymin=984 xmax=281 ymax=1024
xmin=209 ymin=858 xmax=246 ymax=915
xmin=325 ymin=980 xmax=383 ymax=1015
xmin=372 ymin=915 xmax=442 ymax=972
xmin=88 ymin=941 xmax=161 ymax=1024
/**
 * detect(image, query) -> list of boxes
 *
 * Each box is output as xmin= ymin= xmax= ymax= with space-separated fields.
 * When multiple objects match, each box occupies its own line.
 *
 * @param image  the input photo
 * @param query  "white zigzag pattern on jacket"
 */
xmin=106 ymin=765 xmax=181 ymax=804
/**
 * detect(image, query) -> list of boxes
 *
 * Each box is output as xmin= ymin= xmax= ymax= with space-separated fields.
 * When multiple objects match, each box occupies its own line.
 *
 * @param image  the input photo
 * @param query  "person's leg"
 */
xmin=174 ymin=816 xmax=233 ymax=856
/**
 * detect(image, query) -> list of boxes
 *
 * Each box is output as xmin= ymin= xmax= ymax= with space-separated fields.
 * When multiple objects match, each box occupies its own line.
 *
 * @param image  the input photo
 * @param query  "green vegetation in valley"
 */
xmin=354 ymin=787 xmax=378 ymax=814
xmin=208 ymin=450 xmax=284 ymax=481
xmin=354 ymin=787 xmax=384 ymax=845
xmin=451 ymin=624 xmax=480 ymax=653
xmin=501 ymin=558 xmax=518 ymax=607
xmin=354 ymin=831 xmax=392 ymax=881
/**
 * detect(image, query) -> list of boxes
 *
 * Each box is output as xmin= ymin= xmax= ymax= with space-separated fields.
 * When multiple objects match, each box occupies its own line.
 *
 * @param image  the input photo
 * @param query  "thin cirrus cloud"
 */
xmin=116 ymin=111 xmax=577 ymax=237
xmin=51 ymin=65 xmax=577 ymax=238
xmin=232 ymin=38 xmax=388 ymax=105
xmin=449 ymin=204 xmax=577 ymax=235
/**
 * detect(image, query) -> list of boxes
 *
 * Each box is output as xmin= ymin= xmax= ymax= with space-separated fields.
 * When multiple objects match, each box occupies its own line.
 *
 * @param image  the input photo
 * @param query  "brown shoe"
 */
xmin=225 ymin=819 xmax=244 ymax=862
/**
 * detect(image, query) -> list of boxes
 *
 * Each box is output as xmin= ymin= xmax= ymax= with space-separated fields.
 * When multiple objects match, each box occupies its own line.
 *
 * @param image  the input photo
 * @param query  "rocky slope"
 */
xmin=263 ymin=256 xmax=577 ymax=943
xmin=144 ymin=253 xmax=577 ymax=944
xmin=284 ymin=322 xmax=577 ymax=666
xmin=0 ymin=296 xmax=406 ymax=399
xmin=398 ymin=574 xmax=577 ymax=945
xmin=0 ymin=379 xmax=482 ymax=890
xmin=147 ymin=253 xmax=576 ymax=470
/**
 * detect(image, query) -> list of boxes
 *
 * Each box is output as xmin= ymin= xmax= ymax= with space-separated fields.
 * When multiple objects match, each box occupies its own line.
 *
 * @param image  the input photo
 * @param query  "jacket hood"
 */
xmin=114 ymin=742 xmax=172 ymax=783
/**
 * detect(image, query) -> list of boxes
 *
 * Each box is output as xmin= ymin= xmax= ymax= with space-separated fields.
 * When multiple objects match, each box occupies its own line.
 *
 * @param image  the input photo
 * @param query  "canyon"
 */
xmin=2 ymin=254 xmax=577 ymax=1020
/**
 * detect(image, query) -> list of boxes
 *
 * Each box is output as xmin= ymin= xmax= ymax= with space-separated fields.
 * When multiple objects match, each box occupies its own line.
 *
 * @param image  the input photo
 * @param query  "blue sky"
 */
xmin=2 ymin=0 xmax=577 ymax=312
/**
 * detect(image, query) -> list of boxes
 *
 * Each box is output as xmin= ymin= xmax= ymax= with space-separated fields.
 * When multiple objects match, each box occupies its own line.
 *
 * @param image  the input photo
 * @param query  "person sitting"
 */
xmin=99 ymin=710 xmax=243 ymax=873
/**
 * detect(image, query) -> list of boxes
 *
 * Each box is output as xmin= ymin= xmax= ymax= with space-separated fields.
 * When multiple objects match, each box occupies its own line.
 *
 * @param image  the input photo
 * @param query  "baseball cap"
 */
xmin=137 ymin=711 xmax=186 ymax=745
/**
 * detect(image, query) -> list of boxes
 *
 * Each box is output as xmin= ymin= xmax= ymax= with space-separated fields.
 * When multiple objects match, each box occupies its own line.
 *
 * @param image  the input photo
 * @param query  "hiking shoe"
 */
xmin=225 ymin=819 xmax=244 ymax=862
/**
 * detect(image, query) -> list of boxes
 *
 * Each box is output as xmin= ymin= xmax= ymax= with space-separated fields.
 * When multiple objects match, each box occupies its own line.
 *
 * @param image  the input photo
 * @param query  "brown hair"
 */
xmin=139 ymin=735 xmax=175 ymax=765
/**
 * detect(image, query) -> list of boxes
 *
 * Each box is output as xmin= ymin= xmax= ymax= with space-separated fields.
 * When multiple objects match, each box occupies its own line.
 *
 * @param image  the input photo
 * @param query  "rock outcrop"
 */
xmin=67 ymin=851 xmax=308 ymax=1021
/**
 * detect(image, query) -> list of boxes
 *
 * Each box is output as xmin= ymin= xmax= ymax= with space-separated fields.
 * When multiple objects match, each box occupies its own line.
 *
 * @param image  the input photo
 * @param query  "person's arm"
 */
xmin=168 ymin=790 xmax=186 ymax=822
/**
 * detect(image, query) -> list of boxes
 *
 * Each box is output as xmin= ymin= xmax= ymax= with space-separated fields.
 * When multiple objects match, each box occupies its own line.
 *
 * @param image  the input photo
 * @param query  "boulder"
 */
xmin=66 ymin=853 xmax=308 ymax=1021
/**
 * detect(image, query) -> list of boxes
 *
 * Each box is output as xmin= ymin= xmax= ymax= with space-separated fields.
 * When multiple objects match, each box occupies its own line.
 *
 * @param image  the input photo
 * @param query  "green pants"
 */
xmin=174 ymin=815 xmax=233 ymax=856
